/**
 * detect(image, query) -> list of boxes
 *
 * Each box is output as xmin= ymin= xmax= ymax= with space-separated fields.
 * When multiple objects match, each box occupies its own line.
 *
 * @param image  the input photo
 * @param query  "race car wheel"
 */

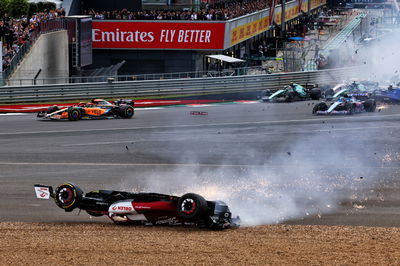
xmin=261 ymin=89 xmax=272 ymax=97
xmin=68 ymin=108 xmax=81 ymax=121
xmin=54 ymin=183 xmax=83 ymax=212
xmin=364 ymin=99 xmax=376 ymax=112
xmin=177 ymin=193 xmax=208 ymax=221
xmin=324 ymin=88 xmax=334 ymax=98
xmin=345 ymin=103 xmax=355 ymax=115
xmin=285 ymin=91 xmax=296 ymax=102
xmin=312 ymin=102 xmax=328 ymax=114
xmin=119 ymin=105 xmax=134 ymax=118
xmin=47 ymin=105 xmax=59 ymax=114
xmin=309 ymin=88 xmax=322 ymax=100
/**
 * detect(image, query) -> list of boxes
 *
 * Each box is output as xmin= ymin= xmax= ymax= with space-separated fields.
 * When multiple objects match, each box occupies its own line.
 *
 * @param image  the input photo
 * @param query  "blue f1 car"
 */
xmin=313 ymin=95 xmax=376 ymax=115
xmin=372 ymin=85 xmax=400 ymax=103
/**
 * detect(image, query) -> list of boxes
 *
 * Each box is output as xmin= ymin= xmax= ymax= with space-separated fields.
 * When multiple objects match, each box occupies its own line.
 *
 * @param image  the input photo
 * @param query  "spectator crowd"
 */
xmin=1 ymin=8 xmax=65 ymax=71
xmin=0 ymin=0 xmax=289 ymax=73
xmin=84 ymin=0 xmax=281 ymax=21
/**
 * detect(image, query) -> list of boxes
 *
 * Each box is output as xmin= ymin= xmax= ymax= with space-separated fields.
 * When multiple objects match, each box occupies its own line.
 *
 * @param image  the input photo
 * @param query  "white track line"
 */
xmin=0 ymin=161 xmax=397 ymax=169
xmin=0 ymin=113 xmax=29 ymax=116
xmin=56 ymin=124 xmax=400 ymax=147
xmin=0 ymin=113 xmax=399 ymax=136
xmin=62 ymin=141 xmax=136 ymax=146
xmin=59 ymin=124 xmax=400 ymax=146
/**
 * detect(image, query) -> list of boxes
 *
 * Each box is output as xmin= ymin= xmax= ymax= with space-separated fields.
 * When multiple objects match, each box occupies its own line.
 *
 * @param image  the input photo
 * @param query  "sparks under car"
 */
xmin=37 ymin=99 xmax=134 ymax=120
xmin=34 ymin=183 xmax=240 ymax=229
xmin=312 ymin=96 xmax=376 ymax=115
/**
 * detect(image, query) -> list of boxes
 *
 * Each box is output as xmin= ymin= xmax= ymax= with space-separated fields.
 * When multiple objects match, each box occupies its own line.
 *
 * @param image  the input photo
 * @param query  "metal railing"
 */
xmin=5 ymin=66 xmax=278 ymax=86
xmin=0 ymin=67 xmax=367 ymax=103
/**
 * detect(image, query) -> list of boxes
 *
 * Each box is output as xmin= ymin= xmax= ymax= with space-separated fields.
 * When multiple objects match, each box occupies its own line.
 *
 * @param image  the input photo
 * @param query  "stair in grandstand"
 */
xmin=70 ymin=61 xmax=126 ymax=83
xmin=321 ymin=13 xmax=367 ymax=57
xmin=303 ymin=13 xmax=367 ymax=71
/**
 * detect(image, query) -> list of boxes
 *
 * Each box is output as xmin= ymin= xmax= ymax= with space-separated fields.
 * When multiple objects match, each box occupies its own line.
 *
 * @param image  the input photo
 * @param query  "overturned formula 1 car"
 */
xmin=34 ymin=183 xmax=240 ymax=229
xmin=37 ymin=99 xmax=134 ymax=121
xmin=313 ymin=95 xmax=376 ymax=115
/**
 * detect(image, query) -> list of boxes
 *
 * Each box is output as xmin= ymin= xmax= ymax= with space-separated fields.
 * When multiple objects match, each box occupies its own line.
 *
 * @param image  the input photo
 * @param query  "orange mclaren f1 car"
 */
xmin=37 ymin=99 xmax=134 ymax=120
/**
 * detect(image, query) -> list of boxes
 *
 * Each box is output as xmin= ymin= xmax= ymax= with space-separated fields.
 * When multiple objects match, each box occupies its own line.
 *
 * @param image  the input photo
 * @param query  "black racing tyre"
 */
xmin=345 ymin=103 xmax=355 ymax=115
xmin=119 ymin=105 xmax=134 ymax=118
xmin=364 ymin=99 xmax=376 ymax=112
xmin=324 ymin=88 xmax=334 ymax=98
xmin=309 ymin=88 xmax=322 ymax=100
xmin=285 ymin=91 xmax=296 ymax=102
xmin=47 ymin=105 xmax=59 ymax=114
xmin=177 ymin=193 xmax=208 ymax=221
xmin=312 ymin=102 xmax=328 ymax=114
xmin=54 ymin=183 xmax=83 ymax=212
xmin=261 ymin=89 xmax=272 ymax=97
xmin=68 ymin=107 xmax=81 ymax=121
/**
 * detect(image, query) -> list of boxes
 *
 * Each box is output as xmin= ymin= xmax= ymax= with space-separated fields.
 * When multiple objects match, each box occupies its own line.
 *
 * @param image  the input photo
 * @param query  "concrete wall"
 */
xmin=9 ymin=30 xmax=69 ymax=85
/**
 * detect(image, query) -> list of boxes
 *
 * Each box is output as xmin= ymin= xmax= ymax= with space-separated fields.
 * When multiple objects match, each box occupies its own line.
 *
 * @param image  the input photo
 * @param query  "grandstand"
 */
xmin=63 ymin=0 xmax=327 ymax=76
xmin=3 ymin=0 xmax=329 ymax=84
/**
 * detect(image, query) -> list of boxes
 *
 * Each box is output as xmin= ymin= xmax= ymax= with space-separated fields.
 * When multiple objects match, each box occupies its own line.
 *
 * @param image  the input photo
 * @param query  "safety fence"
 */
xmin=0 ymin=67 xmax=367 ymax=103
xmin=6 ymin=66 xmax=279 ymax=86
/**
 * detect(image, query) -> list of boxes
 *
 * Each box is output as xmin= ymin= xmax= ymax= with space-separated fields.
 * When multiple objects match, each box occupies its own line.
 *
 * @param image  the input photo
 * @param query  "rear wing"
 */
xmin=115 ymin=99 xmax=134 ymax=106
xmin=34 ymin=184 xmax=54 ymax=199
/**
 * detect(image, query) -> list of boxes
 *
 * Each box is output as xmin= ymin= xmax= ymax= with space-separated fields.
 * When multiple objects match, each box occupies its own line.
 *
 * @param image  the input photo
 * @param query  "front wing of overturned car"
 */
xmin=34 ymin=183 xmax=240 ymax=229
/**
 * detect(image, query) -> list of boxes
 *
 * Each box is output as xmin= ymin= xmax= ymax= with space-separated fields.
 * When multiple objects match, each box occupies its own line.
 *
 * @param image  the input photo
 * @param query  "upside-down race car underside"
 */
xmin=34 ymin=183 xmax=240 ymax=229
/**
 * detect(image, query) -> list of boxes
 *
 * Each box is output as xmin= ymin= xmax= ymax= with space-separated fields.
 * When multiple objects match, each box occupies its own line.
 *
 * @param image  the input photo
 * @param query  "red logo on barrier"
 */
xmin=190 ymin=111 xmax=208 ymax=116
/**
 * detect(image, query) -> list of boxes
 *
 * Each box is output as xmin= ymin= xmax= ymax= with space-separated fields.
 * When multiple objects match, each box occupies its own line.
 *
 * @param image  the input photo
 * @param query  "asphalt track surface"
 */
xmin=1 ymin=101 xmax=400 ymax=226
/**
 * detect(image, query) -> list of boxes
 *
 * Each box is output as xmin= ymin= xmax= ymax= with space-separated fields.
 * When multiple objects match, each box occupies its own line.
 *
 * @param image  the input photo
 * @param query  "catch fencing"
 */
xmin=0 ymin=67 xmax=367 ymax=103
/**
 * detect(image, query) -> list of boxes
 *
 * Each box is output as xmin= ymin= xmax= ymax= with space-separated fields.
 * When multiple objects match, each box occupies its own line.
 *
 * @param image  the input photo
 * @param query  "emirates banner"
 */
xmin=92 ymin=21 xmax=225 ymax=50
